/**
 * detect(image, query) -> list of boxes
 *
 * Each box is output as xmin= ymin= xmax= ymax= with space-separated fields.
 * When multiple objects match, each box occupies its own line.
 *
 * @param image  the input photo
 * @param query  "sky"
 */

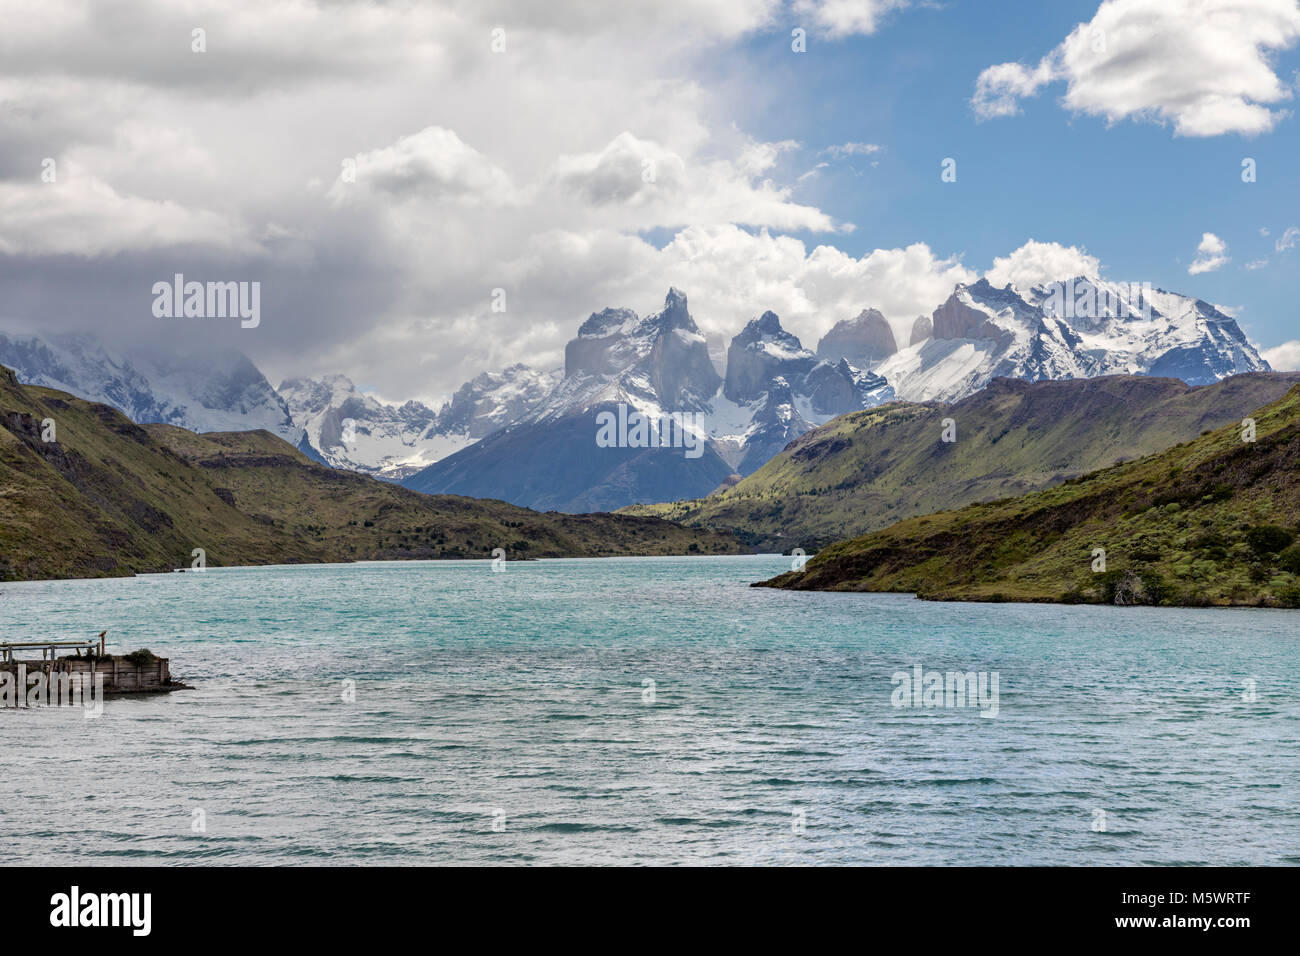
xmin=1 ymin=0 xmax=1298 ymax=403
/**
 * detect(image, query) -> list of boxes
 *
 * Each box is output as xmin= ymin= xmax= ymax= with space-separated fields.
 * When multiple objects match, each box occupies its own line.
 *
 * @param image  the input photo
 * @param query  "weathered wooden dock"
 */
xmin=0 ymin=638 xmax=186 ymax=696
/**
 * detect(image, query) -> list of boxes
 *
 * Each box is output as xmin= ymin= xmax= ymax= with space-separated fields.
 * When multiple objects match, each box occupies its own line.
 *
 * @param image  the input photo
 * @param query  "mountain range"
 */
xmin=0 ymin=331 xmax=302 ymax=445
xmin=0 ymin=364 xmax=741 ymax=581
xmin=401 ymin=289 xmax=893 ymax=510
xmin=278 ymin=365 xmax=558 ymax=480
xmin=874 ymin=276 xmax=1267 ymax=402
xmin=0 ymin=273 xmax=1270 ymax=511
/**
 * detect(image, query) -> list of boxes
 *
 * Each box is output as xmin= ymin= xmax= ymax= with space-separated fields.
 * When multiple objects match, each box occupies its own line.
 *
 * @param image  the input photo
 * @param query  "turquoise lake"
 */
xmin=1 ymin=555 xmax=1296 ymax=865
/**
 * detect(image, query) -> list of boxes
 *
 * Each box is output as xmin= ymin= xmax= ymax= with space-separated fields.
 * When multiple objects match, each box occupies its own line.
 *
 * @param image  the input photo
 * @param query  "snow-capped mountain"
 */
xmin=279 ymin=365 xmax=559 ymax=480
xmin=872 ymin=276 xmax=1269 ymax=403
xmin=403 ymin=289 xmax=895 ymax=510
xmin=0 ymin=331 xmax=302 ymax=444
xmin=4 ymin=272 xmax=1269 ymax=511
xmin=403 ymin=289 xmax=736 ymax=510
xmin=278 ymin=375 xmax=447 ymax=480
xmin=437 ymin=364 xmax=561 ymax=439
xmin=534 ymin=294 xmax=893 ymax=471
xmin=719 ymin=311 xmax=893 ymax=471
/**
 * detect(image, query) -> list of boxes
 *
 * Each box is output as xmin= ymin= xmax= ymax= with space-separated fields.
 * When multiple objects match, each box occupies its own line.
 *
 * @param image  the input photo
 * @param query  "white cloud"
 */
xmin=0 ymin=170 xmax=257 ymax=257
xmin=972 ymin=60 xmax=1057 ymax=119
xmin=500 ymin=223 xmax=976 ymax=354
xmin=1245 ymin=257 xmax=1270 ymax=269
xmin=1276 ymin=225 xmax=1300 ymax=251
xmin=1262 ymin=340 xmax=1300 ymax=369
xmin=330 ymin=127 xmax=516 ymax=206
xmin=823 ymin=142 xmax=884 ymax=158
xmin=547 ymin=131 xmax=837 ymax=232
xmin=472 ymin=0 xmax=784 ymax=42
xmin=985 ymin=240 xmax=1102 ymax=288
xmin=1189 ymin=232 xmax=1230 ymax=274
xmin=794 ymin=0 xmax=911 ymax=38
xmin=973 ymin=0 xmax=1300 ymax=136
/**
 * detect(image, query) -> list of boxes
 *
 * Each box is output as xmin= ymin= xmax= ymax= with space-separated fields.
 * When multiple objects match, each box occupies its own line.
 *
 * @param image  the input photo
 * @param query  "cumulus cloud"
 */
xmin=973 ymin=0 xmax=1300 ymax=136
xmin=1189 ymin=232 xmax=1230 ymax=274
xmin=794 ymin=0 xmax=911 ymax=38
xmin=0 ymin=171 xmax=258 ymax=257
xmin=985 ymin=240 xmax=1102 ymax=288
xmin=498 ymin=224 xmax=976 ymax=354
xmin=1262 ymin=340 xmax=1300 ymax=369
xmin=971 ymin=60 xmax=1057 ymax=119
xmin=548 ymin=132 xmax=837 ymax=232
xmin=330 ymin=127 xmax=516 ymax=206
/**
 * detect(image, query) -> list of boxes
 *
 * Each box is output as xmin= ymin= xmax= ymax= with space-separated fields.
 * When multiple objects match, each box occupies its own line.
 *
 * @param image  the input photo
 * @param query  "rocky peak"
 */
xmin=815 ymin=307 xmax=897 ymax=369
xmin=563 ymin=289 xmax=720 ymax=409
xmin=804 ymin=358 xmax=894 ymax=416
xmin=909 ymin=314 xmax=932 ymax=346
xmin=724 ymin=311 xmax=817 ymax=403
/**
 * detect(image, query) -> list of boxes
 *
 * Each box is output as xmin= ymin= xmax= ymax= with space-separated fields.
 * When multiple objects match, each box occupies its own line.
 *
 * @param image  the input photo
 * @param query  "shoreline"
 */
xmin=0 ymin=550 xmax=779 ymax=586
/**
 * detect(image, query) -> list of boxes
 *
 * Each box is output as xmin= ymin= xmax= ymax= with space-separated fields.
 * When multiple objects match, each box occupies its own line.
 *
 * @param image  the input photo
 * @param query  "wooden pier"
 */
xmin=0 ymin=637 xmax=185 ymax=696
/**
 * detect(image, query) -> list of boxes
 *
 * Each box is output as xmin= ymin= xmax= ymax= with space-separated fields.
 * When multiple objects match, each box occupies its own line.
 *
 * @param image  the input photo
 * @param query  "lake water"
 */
xmin=1 ymin=556 xmax=1296 ymax=865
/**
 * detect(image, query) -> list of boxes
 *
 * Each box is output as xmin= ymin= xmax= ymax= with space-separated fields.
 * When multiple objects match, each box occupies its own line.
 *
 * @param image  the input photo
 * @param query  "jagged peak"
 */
xmin=651 ymin=287 xmax=697 ymax=332
xmin=733 ymin=310 xmax=807 ymax=353
xmin=577 ymin=306 xmax=639 ymax=338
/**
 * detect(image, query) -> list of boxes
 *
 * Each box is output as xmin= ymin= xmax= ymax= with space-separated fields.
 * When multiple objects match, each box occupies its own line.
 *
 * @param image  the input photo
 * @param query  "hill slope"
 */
xmin=624 ymin=373 xmax=1300 ymax=550
xmin=0 ymin=366 xmax=741 ymax=581
xmin=756 ymin=384 xmax=1300 ymax=607
xmin=148 ymin=423 xmax=742 ymax=562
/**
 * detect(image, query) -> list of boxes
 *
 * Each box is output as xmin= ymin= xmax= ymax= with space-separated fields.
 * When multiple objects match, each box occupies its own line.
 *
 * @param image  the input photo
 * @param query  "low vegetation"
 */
xmin=0 ymin=365 xmax=743 ymax=581
xmin=757 ymin=384 xmax=1300 ymax=608
xmin=626 ymin=373 xmax=1300 ymax=551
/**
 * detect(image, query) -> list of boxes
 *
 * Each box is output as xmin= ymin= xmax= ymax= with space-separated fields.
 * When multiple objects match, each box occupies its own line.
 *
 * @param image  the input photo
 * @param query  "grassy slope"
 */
xmin=147 ymin=424 xmax=744 ymax=563
xmin=624 ymin=373 xmax=1300 ymax=551
xmin=0 ymin=367 xmax=323 ymax=580
xmin=0 ymin=366 xmax=741 ymax=581
xmin=757 ymin=384 xmax=1300 ymax=607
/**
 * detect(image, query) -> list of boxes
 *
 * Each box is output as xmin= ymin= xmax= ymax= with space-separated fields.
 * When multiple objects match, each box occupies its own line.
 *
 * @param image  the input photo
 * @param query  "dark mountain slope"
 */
xmin=0 ymin=365 xmax=742 ymax=581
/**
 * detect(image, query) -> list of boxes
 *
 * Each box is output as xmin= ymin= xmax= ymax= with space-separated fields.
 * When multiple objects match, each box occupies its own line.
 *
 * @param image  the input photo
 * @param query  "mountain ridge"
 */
xmin=0 ymin=363 xmax=743 ymax=581
xmin=755 ymin=382 xmax=1300 ymax=607
xmin=622 ymin=371 xmax=1300 ymax=550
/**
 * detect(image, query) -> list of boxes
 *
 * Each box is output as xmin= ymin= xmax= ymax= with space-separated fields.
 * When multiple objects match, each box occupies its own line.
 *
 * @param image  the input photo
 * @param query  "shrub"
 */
xmin=1246 ymin=525 xmax=1293 ymax=557
xmin=1275 ymin=585 xmax=1300 ymax=609
xmin=1192 ymin=532 xmax=1227 ymax=550
xmin=1278 ymin=544 xmax=1300 ymax=575
xmin=124 ymin=648 xmax=159 ymax=666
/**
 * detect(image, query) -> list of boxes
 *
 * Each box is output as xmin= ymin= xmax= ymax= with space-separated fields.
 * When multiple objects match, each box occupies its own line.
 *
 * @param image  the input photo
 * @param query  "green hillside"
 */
xmin=146 ymin=424 xmax=743 ymax=563
xmin=756 ymin=384 xmax=1300 ymax=607
xmin=0 ymin=366 xmax=741 ymax=581
xmin=624 ymin=373 xmax=1300 ymax=551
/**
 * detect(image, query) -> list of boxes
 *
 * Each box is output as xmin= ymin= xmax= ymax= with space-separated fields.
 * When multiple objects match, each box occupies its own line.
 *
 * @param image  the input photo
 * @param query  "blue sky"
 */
xmin=701 ymin=0 xmax=1300 ymax=351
